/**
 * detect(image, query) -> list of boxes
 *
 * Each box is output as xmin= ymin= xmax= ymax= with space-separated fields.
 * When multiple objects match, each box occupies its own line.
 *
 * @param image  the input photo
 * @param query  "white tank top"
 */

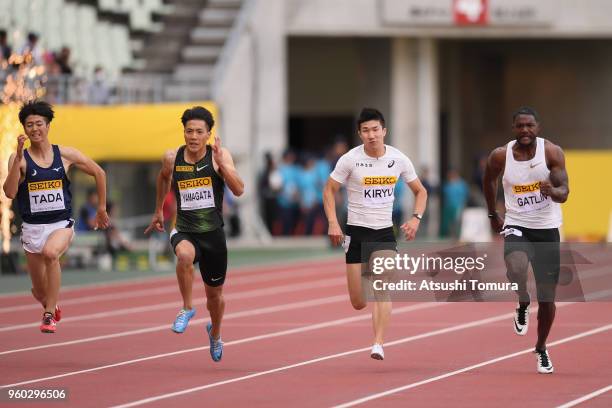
xmin=330 ymin=145 xmax=417 ymax=229
xmin=502 ymin=137 xmax=562 ymax=229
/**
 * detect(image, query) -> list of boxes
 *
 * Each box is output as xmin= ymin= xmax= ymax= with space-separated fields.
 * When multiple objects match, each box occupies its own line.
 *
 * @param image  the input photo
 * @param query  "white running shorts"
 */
xmin=21 ymin=219 xmax=75 ymax=254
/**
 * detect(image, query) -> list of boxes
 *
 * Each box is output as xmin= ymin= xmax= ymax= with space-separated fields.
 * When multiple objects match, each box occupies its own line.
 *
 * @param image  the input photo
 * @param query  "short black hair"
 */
xmin=0 ymin=29 xmax=6 ymax=39
xmin=18 ymin=100 xmax=54 ymax=125
xmin=181 ymin=106 xmax=214 ymax=131
xmin=27 ymin=32 xmax=38 ymax=42
xmin=357 ymin=107 xmax=386 ymax=129
xmin=512 ymin=106 xmax=539 ymax=122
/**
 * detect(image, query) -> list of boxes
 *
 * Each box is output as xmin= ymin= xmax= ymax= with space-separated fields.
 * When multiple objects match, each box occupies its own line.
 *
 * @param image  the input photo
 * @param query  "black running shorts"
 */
xmin=343 ymin=224 xmax=397 ymax=265
xmin=504 ymin=225 xmax=560 ymax=301
xmin=170 ymin=227 xmax=227 ymax=287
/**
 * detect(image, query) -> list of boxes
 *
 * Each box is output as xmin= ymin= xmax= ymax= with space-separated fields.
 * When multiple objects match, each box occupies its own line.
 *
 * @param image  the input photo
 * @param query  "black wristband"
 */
xmin=487 ymin=212 xmax=498 ymax=219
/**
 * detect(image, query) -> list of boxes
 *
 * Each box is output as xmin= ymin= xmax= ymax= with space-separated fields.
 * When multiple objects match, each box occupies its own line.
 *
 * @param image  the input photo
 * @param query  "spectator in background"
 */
xmin=298 ymin=154 xmax=321 ymax=235
xmin=223 ymin=185 xmax=241 ymax=237
xmin=440 ymin=168 xmax=469 ymax=238
xmin=392 ymin=179 xmax=405 ymax=237
xmin=88 ymin=66 xmax=111 ymax=105
xmin=277 ymin=149 xmax=300 ymax=235
xmin=54 ymin=46 xmax=73 ymax=75
xmin=76 ymin=189 xmax=99 ymax=232
xmin=258 ymin=152 xmax=280 ymax=233
xmin=417 ymin=166 xmax=436 ymax=239
xmin=20 ymin=32 xmax=43 ymax=65
xmin=104 ymin=202 xmax=132 ymax=268
xmin=0 ymin=30 xmax=12 ymax=63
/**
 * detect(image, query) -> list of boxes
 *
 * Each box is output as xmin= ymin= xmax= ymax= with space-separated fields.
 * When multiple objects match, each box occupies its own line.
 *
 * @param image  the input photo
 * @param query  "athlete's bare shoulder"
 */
xmin=162 ymin=148 xmax=179 ymax=164
xmin=543 ymin=139 xmax=565 ymax=167
xmin=543 ymin=139 xmax=564 ymax=156
xmin=489 ymin=145 xmax=507 ymax=166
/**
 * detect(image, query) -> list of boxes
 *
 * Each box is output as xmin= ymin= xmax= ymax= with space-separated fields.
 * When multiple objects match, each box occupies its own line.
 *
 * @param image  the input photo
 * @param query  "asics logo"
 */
xmin=387 ymin=160 xmax=395 ymax=168
xmin=197 ymin=164 xmax=209 ymax=171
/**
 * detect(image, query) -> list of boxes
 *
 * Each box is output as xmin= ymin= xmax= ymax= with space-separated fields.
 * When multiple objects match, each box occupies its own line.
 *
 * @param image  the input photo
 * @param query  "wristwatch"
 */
xmin=412 ymin=213 xmax=422 ymax=220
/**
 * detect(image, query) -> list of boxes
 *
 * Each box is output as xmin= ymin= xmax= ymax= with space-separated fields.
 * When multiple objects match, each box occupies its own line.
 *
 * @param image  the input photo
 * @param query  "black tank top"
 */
xmin=16 ymin=145 xmax=72 ymax=224
xmin=172 ymin=145 xmax=224 ymax=233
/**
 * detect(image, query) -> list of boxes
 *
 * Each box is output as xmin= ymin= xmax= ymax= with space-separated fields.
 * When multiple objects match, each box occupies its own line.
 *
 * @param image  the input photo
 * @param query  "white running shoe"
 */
xmin=534 ymin=349 xmax=554 ymax=374
xmin=513 ymin=304 xmax=529 ymax=336
xmin=371 ymin=343 xmax=384 ymax=360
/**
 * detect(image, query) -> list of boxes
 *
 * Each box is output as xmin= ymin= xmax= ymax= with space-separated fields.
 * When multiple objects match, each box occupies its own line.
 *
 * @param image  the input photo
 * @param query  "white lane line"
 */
xmin=108 ymin=307 xmax=537 ymax=408
xmin=0 ymin=295 xmax=346 ymax=356
xmin=556 ymin=384 xmax=612 ymax=408
xmin=0 ymin=264 xmax=338 ymax=314
xmin=0 ymin=257 xmax=340 ymax=299
xmin=0 ymin=303 xmax=444 ymax=389
xmin=0 ymin=277 xmax=346 ymax=332
xmin=333 ymin=324 xmax=612 ymax=408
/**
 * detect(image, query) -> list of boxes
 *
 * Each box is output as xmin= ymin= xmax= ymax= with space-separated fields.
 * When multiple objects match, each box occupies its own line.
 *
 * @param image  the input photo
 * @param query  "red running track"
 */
xmin=0 ymin=257 xmax=610 ymax=407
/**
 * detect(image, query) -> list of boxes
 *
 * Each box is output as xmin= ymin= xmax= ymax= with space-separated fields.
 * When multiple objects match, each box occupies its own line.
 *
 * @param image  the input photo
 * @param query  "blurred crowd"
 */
xmin=1 ymin=30 xmax=113 ymax=105
xmin=258 ymin=141 xmax=491 ymax=240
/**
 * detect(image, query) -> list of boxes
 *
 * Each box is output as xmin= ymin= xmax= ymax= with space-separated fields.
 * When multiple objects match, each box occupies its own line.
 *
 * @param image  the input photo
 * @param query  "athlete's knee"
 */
xmin=175 ymin=250 xmax=194 ymax=266
xmin=349 ymin=295 xmax=366 ymax=310
xmin=505 ymin=252 xmax=529 ymax=281
xmin=41 ymin=248 xmax=61 ymax=264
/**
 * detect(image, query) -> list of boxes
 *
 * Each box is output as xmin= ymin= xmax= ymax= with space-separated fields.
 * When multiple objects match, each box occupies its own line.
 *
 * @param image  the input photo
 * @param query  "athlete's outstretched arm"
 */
xmin=3 ymin=135 xmax=26 ymax=199
xmin=212 ymin=136 xmax=244 ymax=196
xmin=483 ymin=147 xmax=506 ymax=232
xmin=144 ymin=150 xmax=175 ymax=234
xmin=323 ymin=177 xmax=343 ymax=246
xmin=401 ymin=178 xmax=428 ymax=241
xmin=61 ymin=146 xmax=109 ymax=230
xmin=541 ymin=143 xmax=569 ymax=203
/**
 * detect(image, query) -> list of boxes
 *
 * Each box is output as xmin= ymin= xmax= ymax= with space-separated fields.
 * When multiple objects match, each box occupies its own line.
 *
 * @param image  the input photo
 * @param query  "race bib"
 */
xmin=512 ymin=182 xmax=551 ymax=213
xmin=362 ymin=176 xmax=396 ymax=207
xmin=178 ymin=177 xmax=215 ymax=210
xmin=28 ymin=180 xmax=66 ymax=213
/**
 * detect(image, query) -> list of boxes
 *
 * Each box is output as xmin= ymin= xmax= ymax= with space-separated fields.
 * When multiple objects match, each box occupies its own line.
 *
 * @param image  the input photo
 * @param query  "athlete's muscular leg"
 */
xmin=536 ymin=302 xmax=556 ymax=350
xmin=40 ymin=228 xmax=73 ymax=314
xmin=370 ymin=250 xmax=394 ymax=345
xmin=25 ymin=252 xmax=47 ymax=308
xmin=535 ymin=282 xmax=557 ymax=350
xmin=505 ymin=251 xmax=531 ymax=307
xmin=205 ymin=283 xmax=225 ymax=339
xmin=346 ymin=263 xmax=366 ymax=310
xmin=174 ymin=240 xmax=196 ymax=310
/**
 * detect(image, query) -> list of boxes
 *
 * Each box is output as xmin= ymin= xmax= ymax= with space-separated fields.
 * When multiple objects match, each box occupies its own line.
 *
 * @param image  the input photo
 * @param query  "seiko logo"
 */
xmin=355 ymin=163 xmax=372 ymax=168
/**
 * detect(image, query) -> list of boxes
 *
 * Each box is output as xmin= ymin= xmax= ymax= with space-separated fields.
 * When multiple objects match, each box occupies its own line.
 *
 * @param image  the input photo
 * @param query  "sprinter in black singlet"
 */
xmin=3 ymin=100 xmax=109 ymax=333
xmin=145 ymin=106 xmax=244 ymax=362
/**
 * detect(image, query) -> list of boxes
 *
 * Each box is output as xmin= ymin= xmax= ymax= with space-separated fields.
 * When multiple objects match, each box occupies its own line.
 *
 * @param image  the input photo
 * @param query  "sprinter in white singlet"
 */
xmin=483 ymin=107 xmax=569 ymax=374
xmin=323 ymin=108 xmax=428 ymax=361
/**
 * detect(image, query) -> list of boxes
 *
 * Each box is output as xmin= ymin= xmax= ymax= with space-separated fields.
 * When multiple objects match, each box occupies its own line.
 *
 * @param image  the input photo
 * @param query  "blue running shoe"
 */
xmin=171 ymin=308 xmax=196 ymax=333
xmin=206 ymin=322 xmax=223 ymax=362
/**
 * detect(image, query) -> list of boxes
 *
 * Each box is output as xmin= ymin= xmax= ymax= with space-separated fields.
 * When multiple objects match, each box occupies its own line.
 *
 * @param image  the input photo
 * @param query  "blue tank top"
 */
xmin=16 ymin=145 xmax=72 ymax=224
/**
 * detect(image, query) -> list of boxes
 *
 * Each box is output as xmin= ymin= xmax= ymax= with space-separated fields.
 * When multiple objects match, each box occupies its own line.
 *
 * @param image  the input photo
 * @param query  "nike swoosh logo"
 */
xmin=31 ymin=169 xmax=37 ymax=176
xmin=197 ymin=164 xmax=208 ymax=171
xmin=210 ymin=277 xmax=222 ymax=282
xmin=529 ymin=162 xmax=541 ymax=168
xmin=387 ymin=160 xmax=395 ymax=168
